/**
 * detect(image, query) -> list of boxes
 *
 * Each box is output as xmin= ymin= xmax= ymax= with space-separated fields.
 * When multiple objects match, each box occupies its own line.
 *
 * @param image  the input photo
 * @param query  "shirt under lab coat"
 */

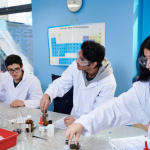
xmin=75 ymin=80 xmax=150 ymax=136
xmin=0 ymin=71 xmax=43 ymax=108
xmin=45 ymin=61 xmax=116 ymax=118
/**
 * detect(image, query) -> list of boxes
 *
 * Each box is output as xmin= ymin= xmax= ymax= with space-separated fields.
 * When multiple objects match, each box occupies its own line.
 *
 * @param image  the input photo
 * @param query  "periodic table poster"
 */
xmin=48 ymin=23 xmax=105 ymax=66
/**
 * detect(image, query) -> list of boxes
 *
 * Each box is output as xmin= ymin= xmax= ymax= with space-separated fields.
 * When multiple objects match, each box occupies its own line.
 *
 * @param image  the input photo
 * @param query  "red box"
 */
xmin=0 ymin=128 xmax=18 ymax=150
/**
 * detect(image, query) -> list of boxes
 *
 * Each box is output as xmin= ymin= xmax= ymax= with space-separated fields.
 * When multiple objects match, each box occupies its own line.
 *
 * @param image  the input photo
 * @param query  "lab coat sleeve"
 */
xmin=44 ymin=62 xmax=74 ymax=103
xmin=0 ymin=74 xmax=6 ymax=102
xmin=93 ymin=82 xmax=116 ymax=109
xmin=24 ymin=79 xmax=43 ymax=108
xmin=75 ymin=83 xmax=145 ymax=136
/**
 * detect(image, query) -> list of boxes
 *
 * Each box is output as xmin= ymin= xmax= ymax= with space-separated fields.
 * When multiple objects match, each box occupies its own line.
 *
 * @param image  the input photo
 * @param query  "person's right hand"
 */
xmin=65 ymin=123 xmax=84 ymax=145
xmin=145 ymin=122 xmax=150 ymax=129
xmin=40 ymin=94 xmax=50 ymax=113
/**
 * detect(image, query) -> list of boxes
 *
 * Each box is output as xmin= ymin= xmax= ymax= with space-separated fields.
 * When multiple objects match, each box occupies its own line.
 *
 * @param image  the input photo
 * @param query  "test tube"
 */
xmin=0 ymin=114 xmax=3 ymax=128
xmin=27 ymin=124 xmax=33 ymax=142
xmin=7 ymin=115 xmax=12 ymax=129
xmin=3 ymin=114 xmax=9 ymax=129
xmin=22 ymin=119 xmax=28 ymax=142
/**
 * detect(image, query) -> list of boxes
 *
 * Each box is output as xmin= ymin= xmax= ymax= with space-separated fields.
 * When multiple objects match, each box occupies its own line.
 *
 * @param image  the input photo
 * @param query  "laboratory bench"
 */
xmin=0 ymin=102 xmax=148 ymax=150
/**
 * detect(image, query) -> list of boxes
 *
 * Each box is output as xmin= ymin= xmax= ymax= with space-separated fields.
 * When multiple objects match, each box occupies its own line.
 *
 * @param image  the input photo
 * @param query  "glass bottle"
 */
xmin=42 ymin=110 xmax=49 ymax=126
xmin=26 ymin=115 xmax=33 ymax=132
xmin=70 ymin=144 xmax=76 ymax=150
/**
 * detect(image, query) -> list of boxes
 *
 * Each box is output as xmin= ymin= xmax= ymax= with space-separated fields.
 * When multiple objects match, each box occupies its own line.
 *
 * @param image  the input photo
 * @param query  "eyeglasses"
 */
xmin=7 ymin=67 xmax=21 ymax=74
xmin=138 ymin=56 xmax=150 ymax=68
xmin=76 ymin=50 xmax=92 ymax=66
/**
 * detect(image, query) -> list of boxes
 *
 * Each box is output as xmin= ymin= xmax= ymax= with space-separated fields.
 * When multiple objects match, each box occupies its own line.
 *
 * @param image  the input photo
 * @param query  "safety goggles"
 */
xmin=76 ymin=50 xmax=92 ymax=66
xmin=7 ymin=67 xmax=21 ymax=74
xmin=138 ymin=56 xmax=150 ymax=68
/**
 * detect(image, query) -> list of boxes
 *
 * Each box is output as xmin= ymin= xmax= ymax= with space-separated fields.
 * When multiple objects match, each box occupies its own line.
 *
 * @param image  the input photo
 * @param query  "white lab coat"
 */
xmin=0 ymin=71 xmax=43 ymax=108
xmin=75 ymin=80 xmax=150 ymax=136
xmin=45 ymin=61 xmax=116 ymax=118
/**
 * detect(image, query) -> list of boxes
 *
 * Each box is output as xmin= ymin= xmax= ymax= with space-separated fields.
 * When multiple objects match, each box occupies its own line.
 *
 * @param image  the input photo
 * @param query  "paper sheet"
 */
xmin=109 ymin=135 xmax=150 ymax=150
xmin=53 ymin=117 xmax=67 ymax=129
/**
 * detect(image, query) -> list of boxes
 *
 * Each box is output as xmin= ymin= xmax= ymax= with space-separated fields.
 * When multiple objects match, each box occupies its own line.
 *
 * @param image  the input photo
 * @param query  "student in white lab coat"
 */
xmin=65 ymin=36 xmax=150 ymax=144
xmin=0 ymin=54 xmax=43 ymax=108
xmin=40 ymin=41 xmax=116 ymax=127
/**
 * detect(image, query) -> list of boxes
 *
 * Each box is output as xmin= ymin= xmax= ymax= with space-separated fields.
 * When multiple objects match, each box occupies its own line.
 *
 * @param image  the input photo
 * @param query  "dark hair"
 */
xmin=136 ymin=36 xmax=150 ymax=82
xmin=5 ymin=54 xmax=23 ymax=67
xmin=81 ymin=41 xmax=105 ymax=68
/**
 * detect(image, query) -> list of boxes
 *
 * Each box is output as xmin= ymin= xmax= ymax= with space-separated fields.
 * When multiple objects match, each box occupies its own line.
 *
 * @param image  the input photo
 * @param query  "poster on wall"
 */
xmin=48 ymin=23 xmax=105 ymax=66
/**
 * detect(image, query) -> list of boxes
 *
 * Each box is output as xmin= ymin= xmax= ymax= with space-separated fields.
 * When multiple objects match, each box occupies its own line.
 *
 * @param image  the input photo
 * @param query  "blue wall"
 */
xmin=32 ymin=0 xmax=134 ymax=110
xmin=132 ymin=0 xmax=143 ymax=79
xmin=132 ymin=0 xmax=150 ymax=79
xmin=142 ymin=0 xmax=150 ymax=41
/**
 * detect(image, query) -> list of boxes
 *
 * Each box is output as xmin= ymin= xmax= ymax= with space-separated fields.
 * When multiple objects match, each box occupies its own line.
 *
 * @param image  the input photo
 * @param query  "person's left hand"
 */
xmin=10 ymin=99 xmax=25 ymax=108
xmin=145 ymin=122 xmax=150 ymax=129
xmin=64 ymin=116 xmax=76 ymax=127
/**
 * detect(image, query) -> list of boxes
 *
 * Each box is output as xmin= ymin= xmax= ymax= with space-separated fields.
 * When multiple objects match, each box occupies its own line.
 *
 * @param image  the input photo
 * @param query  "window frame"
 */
xmin=0 ymin=4 xmax=32 ymax=15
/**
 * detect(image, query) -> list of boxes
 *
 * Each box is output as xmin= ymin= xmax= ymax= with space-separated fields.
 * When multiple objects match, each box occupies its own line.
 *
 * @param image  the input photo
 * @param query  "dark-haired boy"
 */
xmin=0 ymin=54 xmax=43 ymax=108
xmin=40 ymin=41 xmax=116 ymax=126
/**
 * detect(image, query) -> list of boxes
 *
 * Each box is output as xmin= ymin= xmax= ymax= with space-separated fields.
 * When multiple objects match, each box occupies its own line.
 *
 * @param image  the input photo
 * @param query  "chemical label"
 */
xmin=26 ymin=124 xmax=29 ymax=128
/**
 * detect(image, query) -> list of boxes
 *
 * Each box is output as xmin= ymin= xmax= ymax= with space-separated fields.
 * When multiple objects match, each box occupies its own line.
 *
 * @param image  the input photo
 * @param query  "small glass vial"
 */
xmin=70 ymin=144 xmax=76 ymax=150
xmin=47 ymin=120 xmax=54 ymax=137
xmin=42 ymin=110 xmax=49 ymax=126
xmin=62 ymin=140 xmax=70 ymax=150
xmin=26 ymin=115 xmax=33 ymax=132
xmin=39 ymin=117 xmax=44 ymax=132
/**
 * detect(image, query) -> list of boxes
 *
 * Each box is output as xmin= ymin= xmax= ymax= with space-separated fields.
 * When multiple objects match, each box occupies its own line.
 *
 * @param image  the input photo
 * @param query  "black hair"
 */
xmin=5 ymin=54 xmax=23 ymax=68
xmin=81 ymin=41 xmax=105 ymax=68
xmin=136 ymin=36 xmax=150 ymax=82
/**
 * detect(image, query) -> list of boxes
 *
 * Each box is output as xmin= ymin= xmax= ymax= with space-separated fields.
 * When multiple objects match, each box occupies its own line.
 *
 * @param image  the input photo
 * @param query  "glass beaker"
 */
xmin=0 ymin=114 xmax=3 ymax=128
xmin=3 ymin=114 xmax=9 ymax=129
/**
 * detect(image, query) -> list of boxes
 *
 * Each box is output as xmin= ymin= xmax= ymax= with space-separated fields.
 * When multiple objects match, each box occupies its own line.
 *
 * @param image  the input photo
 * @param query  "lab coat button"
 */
xmin=65 ymin=100 xmax=68 ymax=103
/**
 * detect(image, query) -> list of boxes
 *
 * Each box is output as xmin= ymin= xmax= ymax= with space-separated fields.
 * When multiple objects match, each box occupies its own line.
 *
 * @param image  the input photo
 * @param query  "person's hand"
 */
xmin=10 ymin=99 xmax=25 ymax=108
xmin=40 ymin=94 xmax=50 ymax=113
xmin=145 ymin=122 xmax=150 ymax=129
xmin=65 ymin=123 xmax=84 ymax=145
xmin=64 ymin=116 xmax=76 ymax=127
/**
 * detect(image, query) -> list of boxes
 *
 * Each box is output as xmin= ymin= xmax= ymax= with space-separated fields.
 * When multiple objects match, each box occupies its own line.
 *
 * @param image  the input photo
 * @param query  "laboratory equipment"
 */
xmin=62 ymin=139 xmax=70 ymax=150
xmin=47 ymin=120 xmax=54 ymax=137
xmin=26 ymin=115 xmax=33 ymax=132
xmin=39 ymin=117 xmax=44 ymax=132
xmin=13 ymin=115 xmax=22 ymax=137
xmin=144 ymin=141 xmax=150 ymax=150
xmin=0 ymin=128 xmax=18 ymax=149
xmin=42 ymin=110 xmax=49 ymax=126
xmin=61 ymin=135 xmax=82 ymax=150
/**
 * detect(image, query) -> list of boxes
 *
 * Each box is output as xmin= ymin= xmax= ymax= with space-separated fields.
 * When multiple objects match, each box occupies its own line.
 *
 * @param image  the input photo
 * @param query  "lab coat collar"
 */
xmin=22 ymin=70 xmax=27 ymax=82
xmin=80 ymin=71 xmax=98 ymax=89
xmin=12 ymin=70 xmax=28 ymax=87
xmin=14 ymin=70 xmax=27 ymax=88
xmin=85 ymin=81 xmax=98 ymax=89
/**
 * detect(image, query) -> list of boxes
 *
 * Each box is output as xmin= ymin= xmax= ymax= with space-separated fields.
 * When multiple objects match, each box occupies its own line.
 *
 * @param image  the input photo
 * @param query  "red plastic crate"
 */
xmin=0 ymin=128 xmax=18 ymax=150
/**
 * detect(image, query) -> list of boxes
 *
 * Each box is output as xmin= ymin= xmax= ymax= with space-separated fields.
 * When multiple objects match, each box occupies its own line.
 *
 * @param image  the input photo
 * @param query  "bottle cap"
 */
xmin=66 ymin=139 xmax=69 ymax=144
xmin=27 ymin=115 xmax=31 ymax=119
xmin=39 ymin=117 xmax=43 ymax=125
xmin=70 ymin=144 xmax=76 ymax=149
xmin=44 ymin=110 xmax=47 ymax=113
xmin=49 ymin=120 xmax=52 ymax=124
xmin=144 ymin=141 xmax=150 ymax=150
